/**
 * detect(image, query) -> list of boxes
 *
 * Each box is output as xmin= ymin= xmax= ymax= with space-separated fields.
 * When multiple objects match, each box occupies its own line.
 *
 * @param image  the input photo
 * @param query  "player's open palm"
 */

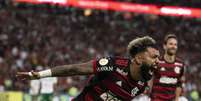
xmin=16 ymin=71 xmax=40 ymax=80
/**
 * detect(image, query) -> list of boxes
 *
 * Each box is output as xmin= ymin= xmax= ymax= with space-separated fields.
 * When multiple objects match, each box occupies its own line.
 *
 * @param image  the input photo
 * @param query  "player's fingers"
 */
xmin=31 ymin=71 xmax=40 ymax=78
xmin=30 ymin=71 xmax=36 ymax=76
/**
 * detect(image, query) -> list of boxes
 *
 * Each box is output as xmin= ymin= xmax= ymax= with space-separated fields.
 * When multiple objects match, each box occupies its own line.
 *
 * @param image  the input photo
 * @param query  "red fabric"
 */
xmin=92 ymin=59 xmax=97 ymax=73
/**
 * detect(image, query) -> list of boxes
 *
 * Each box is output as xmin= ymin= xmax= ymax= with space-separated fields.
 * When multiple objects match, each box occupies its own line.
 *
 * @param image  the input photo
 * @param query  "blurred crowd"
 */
xmin=131 ymin=0 xmax=201 ymax=8
xmin=1 ymin=0 xmax=201 ymax=8
xmin=0 ymin=1 xmax=201 ymax=100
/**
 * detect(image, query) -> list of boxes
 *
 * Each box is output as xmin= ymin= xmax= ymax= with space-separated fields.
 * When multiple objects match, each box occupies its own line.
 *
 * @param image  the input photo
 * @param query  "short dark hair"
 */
xmin=127 ymin=36 xmax=156 ymax=58
xmin=164 ymin=34 xmax=177 ymax=44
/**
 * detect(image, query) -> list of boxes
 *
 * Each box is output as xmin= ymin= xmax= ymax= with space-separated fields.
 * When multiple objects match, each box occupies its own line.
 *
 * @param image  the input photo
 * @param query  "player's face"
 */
xmin=164 ymin=38 xmax=178 ymax=55
xmin=142 ymin=47 xmax=160 ymax=68
xmin=139 ymin=47 xmax=160 ymax=81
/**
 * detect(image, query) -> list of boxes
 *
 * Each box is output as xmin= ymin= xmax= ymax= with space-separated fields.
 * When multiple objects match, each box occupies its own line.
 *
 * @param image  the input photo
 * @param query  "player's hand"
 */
xmin=16 ymin=71 xmax=40 ymax=80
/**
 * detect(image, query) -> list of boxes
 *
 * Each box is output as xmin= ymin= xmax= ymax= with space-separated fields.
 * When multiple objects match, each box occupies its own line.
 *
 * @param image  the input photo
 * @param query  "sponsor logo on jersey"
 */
xmin=159 ymin=76 xmax=178 ymax=84
xmin=174 ymin=66 xmax=180 ymax=74
xmin=99 ymin=58 xmax=109 ymax=66
xmin=97 ymin=66 xmax=113 ymax=72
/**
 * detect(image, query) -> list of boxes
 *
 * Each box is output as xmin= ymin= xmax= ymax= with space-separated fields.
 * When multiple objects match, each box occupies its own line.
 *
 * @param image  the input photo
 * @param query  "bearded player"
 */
xmin=150 ymin=34 xmax=185 ymax=101
xmin=17 ymin=36 xmax=160 ymax=101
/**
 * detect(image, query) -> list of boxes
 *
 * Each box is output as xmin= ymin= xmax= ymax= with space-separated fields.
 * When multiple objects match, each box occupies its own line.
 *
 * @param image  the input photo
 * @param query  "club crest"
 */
xmin=174 ymin=66 xmax=180 ymax=74
xmin=99 ymin=58 xmax=109 ymax=66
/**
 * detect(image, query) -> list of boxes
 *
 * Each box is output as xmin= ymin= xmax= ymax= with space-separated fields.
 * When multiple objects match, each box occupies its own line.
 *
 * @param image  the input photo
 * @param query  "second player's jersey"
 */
xmin=150 ymin=57 xmax=184 ymax=101
xmin=73 ymin=56 xmax=149 ymax=101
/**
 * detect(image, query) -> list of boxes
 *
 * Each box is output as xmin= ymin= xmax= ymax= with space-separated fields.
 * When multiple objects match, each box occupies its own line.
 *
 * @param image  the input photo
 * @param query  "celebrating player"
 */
xmin=150 ymin=34 xmax=185 ymax=101
xmin=17 ymin=36 xmax=159 ymax=101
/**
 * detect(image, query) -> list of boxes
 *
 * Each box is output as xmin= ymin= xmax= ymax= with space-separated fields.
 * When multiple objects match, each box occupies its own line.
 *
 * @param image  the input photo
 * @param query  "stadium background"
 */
xmin=0 ymin=0 xmax=200 ymax=101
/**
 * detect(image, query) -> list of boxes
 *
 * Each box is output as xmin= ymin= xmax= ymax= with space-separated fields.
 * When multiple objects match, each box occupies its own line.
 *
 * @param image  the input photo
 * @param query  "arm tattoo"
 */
xmin=51 ymin=61 xmax=94 ymax=77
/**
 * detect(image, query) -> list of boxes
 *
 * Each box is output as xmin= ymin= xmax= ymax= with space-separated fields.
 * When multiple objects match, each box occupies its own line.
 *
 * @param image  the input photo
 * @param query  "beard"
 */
xmin=140 ymin=63 xmax=154 ymax=82
xmin=167 ymin=48 xmax=177 ymax=56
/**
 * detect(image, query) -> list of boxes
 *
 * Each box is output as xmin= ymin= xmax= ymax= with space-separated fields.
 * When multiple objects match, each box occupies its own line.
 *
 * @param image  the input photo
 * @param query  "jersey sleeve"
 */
xmin=92 ymin=57 xmax=116 ymax=73
xmin=92 ymin=56 xmax=130 ymax=73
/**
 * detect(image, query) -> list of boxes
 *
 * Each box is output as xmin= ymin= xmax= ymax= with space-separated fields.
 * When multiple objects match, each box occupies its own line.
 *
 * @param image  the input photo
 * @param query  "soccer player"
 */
xmin=17 ymin=36 xmax=160 ymax=101
xmin=150 ymin=34 xmax=185 ymax=101
xmin=39 ymin=77 xmax=57 ymax=101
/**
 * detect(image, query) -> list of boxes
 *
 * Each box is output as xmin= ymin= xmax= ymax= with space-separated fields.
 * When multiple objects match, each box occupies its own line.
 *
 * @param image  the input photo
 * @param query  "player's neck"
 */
xmin=164 ymin=54 xmax=176 ymax=63
xmin=130 ymin=60 xmax=141 ymax=81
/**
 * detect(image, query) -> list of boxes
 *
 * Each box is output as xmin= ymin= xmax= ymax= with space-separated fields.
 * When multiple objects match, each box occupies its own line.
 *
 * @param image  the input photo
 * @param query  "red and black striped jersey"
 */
xmin=150 ymin=57 xmax=184 ymax=101
xmin=73 ymin=56 xmax=148 ymax=101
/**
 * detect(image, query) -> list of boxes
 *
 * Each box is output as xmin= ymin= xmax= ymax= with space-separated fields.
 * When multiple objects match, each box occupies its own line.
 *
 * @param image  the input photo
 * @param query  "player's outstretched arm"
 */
xmin=51 ymin=60 xmax=94 ymax=76
xmin=16 ymin=60 xmax=94 ymax=80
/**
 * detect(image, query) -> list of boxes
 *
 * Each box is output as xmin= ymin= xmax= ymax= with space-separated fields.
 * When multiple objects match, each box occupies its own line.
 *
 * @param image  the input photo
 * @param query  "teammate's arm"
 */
xmin=175 ymin=75 xmax=185 ymax=101
xmin=17 ymin=60 xmax=94 ymax=80
xmin=175 ymin=65 xmax=185 ymax=101
xmin=175 ymin=87 xmax=182 ymax=101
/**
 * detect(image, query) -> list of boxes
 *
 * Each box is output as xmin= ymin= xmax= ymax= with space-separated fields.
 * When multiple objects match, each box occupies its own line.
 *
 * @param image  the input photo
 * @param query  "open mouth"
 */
xmin=148 ymin=70 xmax=153 ymax=75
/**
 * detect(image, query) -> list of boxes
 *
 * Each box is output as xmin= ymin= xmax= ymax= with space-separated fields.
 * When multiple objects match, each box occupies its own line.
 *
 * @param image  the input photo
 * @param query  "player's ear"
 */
xmin=134 ymin=54 xmax=143 ymax=65
xmin=163 ymin=44 xmax=166 ymax=50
